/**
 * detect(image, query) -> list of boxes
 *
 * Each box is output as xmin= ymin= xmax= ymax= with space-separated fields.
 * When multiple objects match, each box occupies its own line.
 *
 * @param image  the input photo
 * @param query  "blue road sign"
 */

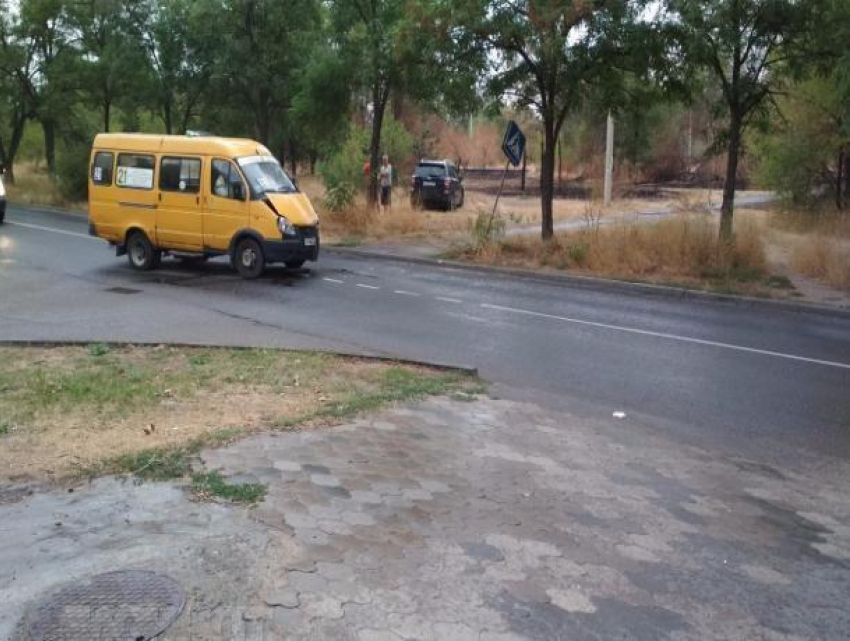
xmin=501 ymin=120 xmax=526 ymax=167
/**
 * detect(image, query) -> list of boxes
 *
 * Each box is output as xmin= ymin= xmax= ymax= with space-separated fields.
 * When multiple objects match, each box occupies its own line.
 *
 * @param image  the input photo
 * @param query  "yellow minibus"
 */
xmin=88 ymin=134 xmax=319 ymax=278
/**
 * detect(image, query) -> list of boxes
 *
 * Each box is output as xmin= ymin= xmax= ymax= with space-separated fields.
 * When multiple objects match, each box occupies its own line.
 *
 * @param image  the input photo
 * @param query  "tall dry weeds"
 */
xmin=791 ymin=235 xmax=850 ymax=292
xmin=470 ymin=216 xmax=767 ymax=286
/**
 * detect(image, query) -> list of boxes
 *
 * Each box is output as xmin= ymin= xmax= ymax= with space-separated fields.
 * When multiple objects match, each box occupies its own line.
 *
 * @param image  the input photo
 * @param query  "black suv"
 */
xmin=410 ymin=160 xmax=464 ymax=211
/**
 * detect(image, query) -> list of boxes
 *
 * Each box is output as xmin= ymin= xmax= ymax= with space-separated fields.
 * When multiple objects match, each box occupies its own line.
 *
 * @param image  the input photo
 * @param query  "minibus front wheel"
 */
xmin=233 ymin=237 xmax=265 ymax=279
xmin=126 ymin=230 xmax=161 ymax=271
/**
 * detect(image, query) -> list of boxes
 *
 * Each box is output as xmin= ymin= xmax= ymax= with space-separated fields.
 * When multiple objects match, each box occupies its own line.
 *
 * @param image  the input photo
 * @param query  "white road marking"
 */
xmin=356 ymin=283 xmax=379 ymax=290
xmin=394 ymin=290 xmax=420 ymax=297
xmin=6 ymin=220 xmax=92 ymax=240
xmin=481 ymin=303 xmax=850 ymax=370
xmin=323 ymin=278 xmax=344 ymax=284
xmin=435 ymin=296 xmax=463 ymax=304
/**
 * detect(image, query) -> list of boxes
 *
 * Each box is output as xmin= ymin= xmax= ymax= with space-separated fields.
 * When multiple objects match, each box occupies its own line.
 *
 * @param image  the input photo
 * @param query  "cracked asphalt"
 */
xmin=3 ymin=397 xmax=849 ymax=640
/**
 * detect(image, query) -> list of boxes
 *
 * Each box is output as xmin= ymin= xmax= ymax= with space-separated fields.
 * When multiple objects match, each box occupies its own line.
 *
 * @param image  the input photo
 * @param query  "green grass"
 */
xmin=0 ymin=345 xmax=334 ymax=427
xmin=3 ymin=345 xmax=484 ymax=484
xmin=78 ymin=427 xmax=242 ymax=481
xmin=191 ymin=471 xmax=267 ymax=504
xmin=275 ymin=367 xmax=485 ymax=428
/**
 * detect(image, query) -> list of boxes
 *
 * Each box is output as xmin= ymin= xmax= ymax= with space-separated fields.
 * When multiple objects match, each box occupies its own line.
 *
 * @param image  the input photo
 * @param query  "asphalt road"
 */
xmin=2 ymin=204 xmax=849 ymax=463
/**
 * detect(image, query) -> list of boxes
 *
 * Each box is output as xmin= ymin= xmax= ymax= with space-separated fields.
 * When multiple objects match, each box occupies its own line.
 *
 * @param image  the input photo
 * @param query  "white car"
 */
xmin=0 ymin=170 xmax=5 ymax=223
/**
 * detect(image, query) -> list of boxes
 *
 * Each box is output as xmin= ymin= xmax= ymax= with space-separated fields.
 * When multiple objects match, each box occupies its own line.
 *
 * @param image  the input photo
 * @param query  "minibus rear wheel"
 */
xmin=233 ymin=237 xmax=265 ymax=279
xmin=127 ymin=231 xmax=161 ymax=271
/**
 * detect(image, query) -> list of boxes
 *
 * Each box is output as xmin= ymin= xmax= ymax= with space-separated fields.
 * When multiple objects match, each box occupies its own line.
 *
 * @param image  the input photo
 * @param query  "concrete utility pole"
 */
xmin=603 ymin=111 xmax=614 ymax=206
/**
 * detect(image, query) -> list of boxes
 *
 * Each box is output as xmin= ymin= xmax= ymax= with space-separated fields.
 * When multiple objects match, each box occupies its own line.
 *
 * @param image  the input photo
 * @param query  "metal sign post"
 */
xmin=486 ymin=121 xmax=526 ymax=237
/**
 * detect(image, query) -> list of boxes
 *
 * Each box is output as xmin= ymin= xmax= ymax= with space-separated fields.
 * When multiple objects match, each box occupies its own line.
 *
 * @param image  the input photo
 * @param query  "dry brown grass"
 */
xmin=790 ymin=236 xmax=850 ymax=293
xmin=763 ymin=207 xmax=850 ymax=294
xmin=4 ymin=163 xmax=87 ymax=211
xmin=459 ymin=215 xmax=772 ymax=294
xmin=0 ymin=345 xmax=478 ymax=484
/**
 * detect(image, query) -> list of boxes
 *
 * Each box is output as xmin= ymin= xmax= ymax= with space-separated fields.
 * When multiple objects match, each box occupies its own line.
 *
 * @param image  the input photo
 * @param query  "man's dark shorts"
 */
xmin=381 ymin=185 xmax=391 ymax=205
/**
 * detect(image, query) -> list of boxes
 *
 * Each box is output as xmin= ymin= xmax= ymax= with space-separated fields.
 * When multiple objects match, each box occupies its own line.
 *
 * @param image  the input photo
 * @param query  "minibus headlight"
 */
xmin=277 ymin=216 xmax=297 ymax=237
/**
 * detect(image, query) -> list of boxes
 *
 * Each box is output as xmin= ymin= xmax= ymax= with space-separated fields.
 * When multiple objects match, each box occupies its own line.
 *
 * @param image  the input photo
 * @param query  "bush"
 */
xmin=319 ymin=127 xmax=369 ymax=191
xmin=319 ymin=115 xmax=415 ymax=193
xmin=56 ymin=138 xmax=92 ymax=202
xmin=323 ymin=182 xmax=357 ymax=212
xmin=471 ymin=212 xmax=506 ymax=250
xmin=754 ymin=76 xmax=844 ymax=209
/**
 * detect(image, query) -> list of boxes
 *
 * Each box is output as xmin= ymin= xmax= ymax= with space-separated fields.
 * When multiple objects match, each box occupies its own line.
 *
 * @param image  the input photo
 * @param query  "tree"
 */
xmin=666 ymin=0 xmax=814 ymax=244
xmin=0 ymin=1 xmax=34 ymax=181
xmin=757 ymin=75 xmax=849 ymax=209
xmin=291 ymin=44 xmax=355 ymax=173
xmin=131 ymin=0 xmax=212 ymax=134
xmin=18 ymin=0 xmax=78 ymax=175
xmin=330 ymin=0 xmax=481 ymax=205
xmin=66 ymin=0 xmax=145 ymax=133
xmin=463 ymin=0 xmax=646 ymax=240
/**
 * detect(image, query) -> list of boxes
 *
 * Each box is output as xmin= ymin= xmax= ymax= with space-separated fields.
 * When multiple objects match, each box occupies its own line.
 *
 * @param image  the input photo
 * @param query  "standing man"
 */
xmin=379 ymin=155 xmax=393 ymax=212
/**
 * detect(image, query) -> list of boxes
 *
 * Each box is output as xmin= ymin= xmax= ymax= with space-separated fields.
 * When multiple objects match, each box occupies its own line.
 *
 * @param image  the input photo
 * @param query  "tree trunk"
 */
xmin=0 ymin=111 xmax=26 ymax=184
xmin=310 ymin=151 xmax=317 ymax=175
xmin=540 ymin=120 xmax=556 ymax=240
xmin=368 ymin=81 xmax=387 ymax=206
xmin=557 ymin=138 xmax=562 ymax=194
xmin=104 ymin=99 xmax=111 ymax=133
xmin=289 ymin=138 xmax=297 ymax=177
xmin=719 ymin=111 xmax=742 ymax=246
xmin=162 ymin=101 xmax=173 ymax=135
xmin=42 ymin=119 xmax=56 ymax=175
xmin=844 ymin=148 xmax=850 ymax=209
xmin=837 ymin=147 xmax=846 ymax=211
xmin=254 ymin=106 xmax=271 ymax=145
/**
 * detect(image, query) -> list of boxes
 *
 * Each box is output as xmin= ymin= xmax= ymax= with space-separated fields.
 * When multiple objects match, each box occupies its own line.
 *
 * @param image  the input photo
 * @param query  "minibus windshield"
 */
xmin=238 ymin=156 xmax=297 ymax=197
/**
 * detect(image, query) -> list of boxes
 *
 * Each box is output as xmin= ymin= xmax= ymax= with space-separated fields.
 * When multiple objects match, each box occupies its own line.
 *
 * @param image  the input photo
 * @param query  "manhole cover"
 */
xmin=15 ymin=570 xmax=185 ymax=641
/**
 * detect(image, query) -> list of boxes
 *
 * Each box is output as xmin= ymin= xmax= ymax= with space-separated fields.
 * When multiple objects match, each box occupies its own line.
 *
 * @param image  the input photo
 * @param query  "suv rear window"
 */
xmin=415 ymin=164 xmax=446 ymax=178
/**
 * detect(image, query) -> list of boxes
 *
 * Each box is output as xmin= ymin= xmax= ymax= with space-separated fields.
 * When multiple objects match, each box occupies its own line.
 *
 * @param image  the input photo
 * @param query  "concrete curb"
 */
xmin=0 ymin=339 xmax=480 ymax=378
xmin=326 ymin=246 xmax=850 ymax=321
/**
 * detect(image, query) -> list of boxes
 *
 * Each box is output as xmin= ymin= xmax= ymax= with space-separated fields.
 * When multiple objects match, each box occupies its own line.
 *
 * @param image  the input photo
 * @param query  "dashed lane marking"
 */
xmin=323 ymin=278 xmax=345 ymax=284
xmin=394 ymin=290 xmax=420 ymax=297
xmin=435 ymin=296 xmax=463 ymax=304
xmin=356 ymin=283 xmax=380 ymax=290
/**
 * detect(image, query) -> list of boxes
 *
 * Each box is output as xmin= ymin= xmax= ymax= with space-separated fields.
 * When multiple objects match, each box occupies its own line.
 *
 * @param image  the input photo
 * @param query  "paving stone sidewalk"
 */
xmin=2 ymin=396 xmax=849 ymax=640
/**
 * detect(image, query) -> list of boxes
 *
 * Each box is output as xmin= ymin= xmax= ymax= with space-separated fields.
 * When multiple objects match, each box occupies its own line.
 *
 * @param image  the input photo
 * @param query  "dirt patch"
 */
xmin=0 ymin=345 xmax=479 ymax=484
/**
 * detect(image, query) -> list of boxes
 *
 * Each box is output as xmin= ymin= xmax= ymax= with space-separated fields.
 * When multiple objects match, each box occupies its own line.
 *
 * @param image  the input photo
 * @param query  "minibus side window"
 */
xmin=160 ymin=157 xmax=201 ymax=193
xmin=116 ymin=154 xmax=155 ymax=190
xmin=212 ymin=159 xmax=246 ymax=201
xmin=91 ymin=151 xmax=114 ymax=186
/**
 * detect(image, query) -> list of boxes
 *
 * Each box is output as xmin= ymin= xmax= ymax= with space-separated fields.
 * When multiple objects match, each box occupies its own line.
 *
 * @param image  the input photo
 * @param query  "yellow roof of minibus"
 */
xmin=92 ymin=133 xmax=272 ymax=159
